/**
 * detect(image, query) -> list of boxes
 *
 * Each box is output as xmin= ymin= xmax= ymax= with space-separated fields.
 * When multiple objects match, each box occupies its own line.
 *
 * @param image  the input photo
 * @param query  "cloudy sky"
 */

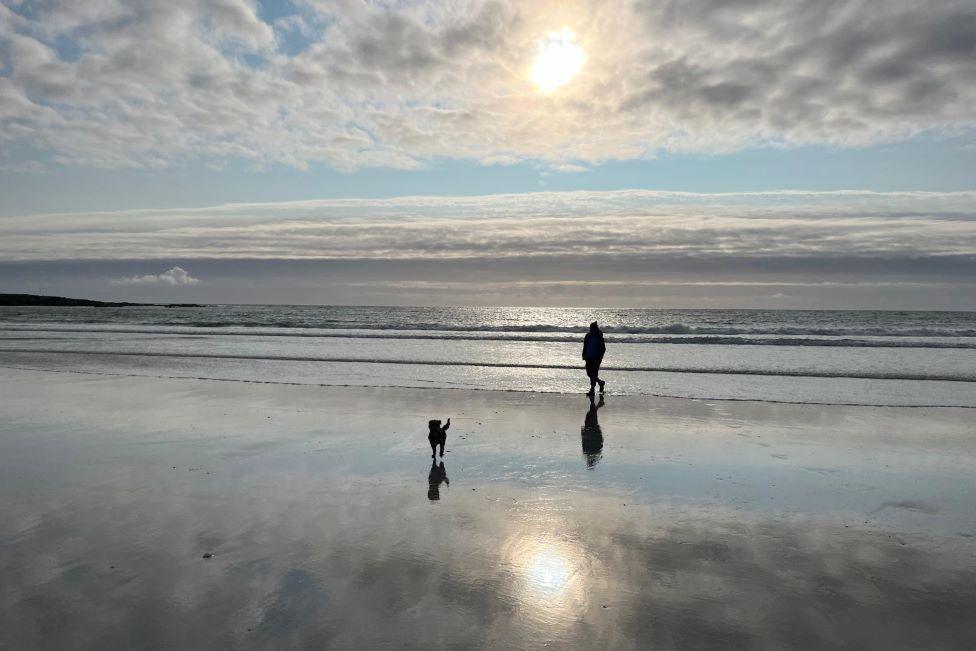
xmin=1 ymin=0 xmax=974 ymax=308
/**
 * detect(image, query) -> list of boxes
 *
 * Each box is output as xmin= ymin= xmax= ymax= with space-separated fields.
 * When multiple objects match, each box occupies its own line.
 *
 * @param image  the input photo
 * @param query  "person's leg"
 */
xmin=597 ymin=360 xmax=605 ymax=392
xmin=587 ymin=359 xmax=600 ymax=394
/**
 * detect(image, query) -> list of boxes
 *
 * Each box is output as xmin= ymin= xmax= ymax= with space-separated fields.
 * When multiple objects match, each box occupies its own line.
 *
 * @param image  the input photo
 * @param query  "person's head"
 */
xmin=589 ymin=321 xmax=599 ymax=333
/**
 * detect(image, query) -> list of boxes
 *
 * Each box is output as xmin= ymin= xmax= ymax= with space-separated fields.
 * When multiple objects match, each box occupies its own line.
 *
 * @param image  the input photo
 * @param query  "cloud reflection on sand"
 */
xmin=2 ymin=372 xmax=976 ymax=649
xmin=3 ymin=474 xmax=976 ymax=649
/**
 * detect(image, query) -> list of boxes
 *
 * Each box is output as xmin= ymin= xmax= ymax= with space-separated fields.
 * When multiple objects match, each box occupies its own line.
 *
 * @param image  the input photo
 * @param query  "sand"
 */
xmin=1 ymin=366 xmax=975 ymax=650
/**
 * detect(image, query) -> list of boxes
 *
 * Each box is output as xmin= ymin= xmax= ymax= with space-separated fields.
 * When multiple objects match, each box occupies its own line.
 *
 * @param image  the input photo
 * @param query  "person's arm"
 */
xmin=582 ymin=333 xmax=589 ymax=359
xmin=599 ymin=336 xmax=606 ymax=358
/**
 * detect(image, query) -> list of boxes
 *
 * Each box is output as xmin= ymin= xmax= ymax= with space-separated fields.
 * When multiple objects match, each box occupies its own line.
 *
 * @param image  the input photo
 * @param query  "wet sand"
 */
xmin=1 ymin=367 xmax=975 ymax=649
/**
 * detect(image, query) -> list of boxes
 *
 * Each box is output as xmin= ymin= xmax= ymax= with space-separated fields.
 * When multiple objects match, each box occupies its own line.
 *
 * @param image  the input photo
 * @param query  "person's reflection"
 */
xmin=581 ymin=394 xmax=605 ymax=468
xmin=427 ymin=460 xmax=449 ymax=501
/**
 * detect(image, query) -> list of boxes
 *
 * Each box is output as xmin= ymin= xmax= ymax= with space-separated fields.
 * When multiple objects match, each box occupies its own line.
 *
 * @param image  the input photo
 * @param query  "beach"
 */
xmin=2 ymin=364 xmax=975 ymax=650
xmin=4 ymin=0 xmax=976 ymax=647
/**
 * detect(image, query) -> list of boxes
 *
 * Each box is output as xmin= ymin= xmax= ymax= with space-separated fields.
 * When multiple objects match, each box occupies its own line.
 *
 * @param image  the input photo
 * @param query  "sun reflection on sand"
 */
xmin=504 ymin=533 xmax=592 ymax=631
xmin=526 ymin=548 xmax=573 ymax=595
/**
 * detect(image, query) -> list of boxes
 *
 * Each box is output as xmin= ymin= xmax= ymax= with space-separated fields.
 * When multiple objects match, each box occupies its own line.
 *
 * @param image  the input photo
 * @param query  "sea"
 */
xmin=1 ymin=305 xmax=974 ymax=407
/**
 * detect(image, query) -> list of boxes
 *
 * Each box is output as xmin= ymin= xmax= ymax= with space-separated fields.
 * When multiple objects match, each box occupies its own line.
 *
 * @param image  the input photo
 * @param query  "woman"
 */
xmin=581 ymin=321 xmax=607 ymax=396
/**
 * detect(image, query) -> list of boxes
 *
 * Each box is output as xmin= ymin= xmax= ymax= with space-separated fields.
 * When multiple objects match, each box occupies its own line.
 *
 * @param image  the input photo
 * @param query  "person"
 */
xmin=581 ymin=394 xmax=605 ymax=468
xmin=581 ymin=321 xmax=606 ymax=396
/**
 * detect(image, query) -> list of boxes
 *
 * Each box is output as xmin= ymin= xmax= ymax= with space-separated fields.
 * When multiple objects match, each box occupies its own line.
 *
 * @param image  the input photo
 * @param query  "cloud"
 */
xmin=0 ymin=0 xmax=974 ymax=171
xmin=111 ymin=266 xmax=200 ymax=286
xmin=2 ymin=189 xmax=973 ymax=308
xmin=550 ymin=163 xmax=589 ymax=174
xmin=3 ymin=190 xmax=974 ymax=263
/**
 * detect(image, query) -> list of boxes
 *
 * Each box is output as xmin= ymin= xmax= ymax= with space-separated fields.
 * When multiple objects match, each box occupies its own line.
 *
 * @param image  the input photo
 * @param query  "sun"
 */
xmin=531 ymin=28 xmax=585 ymax=94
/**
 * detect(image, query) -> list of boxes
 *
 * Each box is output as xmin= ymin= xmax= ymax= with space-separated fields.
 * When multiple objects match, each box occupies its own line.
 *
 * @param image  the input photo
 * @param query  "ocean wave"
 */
xmin=163 ymin=321 xmax=976 ymax=338
xmin=3 ymin=318 xmax=975 ymax=338
xmin=2 ymin=325 xmax=976 ymax=349
xmin=2 ymin=347 xmax=974 ymax=382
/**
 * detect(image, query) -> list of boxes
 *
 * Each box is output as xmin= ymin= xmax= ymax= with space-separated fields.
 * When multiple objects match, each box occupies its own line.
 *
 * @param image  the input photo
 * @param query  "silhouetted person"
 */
xmin=582 ymin=321 xmax=606 ymax=396
xmin=428 ymin=417 xmax=450 ymax=458
xmin=428 ymin=460 xmax=449 ymax=500
xmin=581 ymin=394 xmax=605 ymax=468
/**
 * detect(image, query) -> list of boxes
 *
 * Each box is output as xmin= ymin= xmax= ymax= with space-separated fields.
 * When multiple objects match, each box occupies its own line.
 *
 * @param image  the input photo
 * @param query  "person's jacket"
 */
xmin=582 ymin=331 xmax=606 ymax=360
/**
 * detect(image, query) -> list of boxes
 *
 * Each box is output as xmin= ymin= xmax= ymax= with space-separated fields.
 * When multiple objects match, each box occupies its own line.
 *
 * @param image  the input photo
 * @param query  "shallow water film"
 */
xmin=1 ymin=369 xmax=975 ymax=650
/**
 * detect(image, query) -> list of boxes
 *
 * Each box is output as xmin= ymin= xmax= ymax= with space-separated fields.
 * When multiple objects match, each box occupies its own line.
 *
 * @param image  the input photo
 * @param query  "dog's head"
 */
xmin=428 ymin=419 xmax=441 ymax=431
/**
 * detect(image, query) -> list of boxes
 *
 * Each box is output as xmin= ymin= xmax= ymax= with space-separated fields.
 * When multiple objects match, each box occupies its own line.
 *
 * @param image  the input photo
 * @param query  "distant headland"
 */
xmin=0 ymin=294 xmax=203 ymax=308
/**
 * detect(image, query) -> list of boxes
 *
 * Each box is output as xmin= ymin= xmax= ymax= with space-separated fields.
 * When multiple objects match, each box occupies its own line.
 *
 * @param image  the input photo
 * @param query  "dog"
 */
xmin=427 ymin=418 xmax=450 ymax=458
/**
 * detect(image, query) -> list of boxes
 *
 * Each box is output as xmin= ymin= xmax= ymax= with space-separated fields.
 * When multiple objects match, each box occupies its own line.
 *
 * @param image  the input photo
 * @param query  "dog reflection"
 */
xmin=427 ymin=460 xmax=450 ymax=501
xmin=581 ymin=394 xmax=605 ymax=468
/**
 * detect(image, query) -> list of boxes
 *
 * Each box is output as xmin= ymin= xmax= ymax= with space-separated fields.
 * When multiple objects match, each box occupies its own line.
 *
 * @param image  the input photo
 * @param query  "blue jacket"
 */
xmin=582 ymin=331 xmax=606 ymax=360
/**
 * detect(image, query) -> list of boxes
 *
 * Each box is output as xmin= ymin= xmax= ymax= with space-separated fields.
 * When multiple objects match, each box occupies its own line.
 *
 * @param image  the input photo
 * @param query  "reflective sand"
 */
xmin=1 ymin=368 xmax=975 ymax=649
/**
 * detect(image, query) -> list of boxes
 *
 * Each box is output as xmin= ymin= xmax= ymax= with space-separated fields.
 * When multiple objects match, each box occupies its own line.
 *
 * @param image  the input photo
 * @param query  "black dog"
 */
xmin=428 ymin=418 xmax=450 ymax=458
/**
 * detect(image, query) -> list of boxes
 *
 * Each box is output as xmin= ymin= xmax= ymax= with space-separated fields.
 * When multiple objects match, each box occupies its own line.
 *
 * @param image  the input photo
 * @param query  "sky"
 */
xmin=0 ymin=0 xmax=974 ymax=308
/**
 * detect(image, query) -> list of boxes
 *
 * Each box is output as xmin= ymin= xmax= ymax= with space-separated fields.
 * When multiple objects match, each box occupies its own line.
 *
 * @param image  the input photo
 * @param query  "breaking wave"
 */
xmin=2 ymin=324 xmax=975 ymax=348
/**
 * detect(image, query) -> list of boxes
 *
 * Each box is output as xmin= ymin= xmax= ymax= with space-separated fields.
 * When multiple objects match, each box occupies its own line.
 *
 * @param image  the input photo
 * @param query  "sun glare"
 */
xmin=531 ymin=28 xmax=585 ymax=94
xmin=526 ymin=550 xmax=572 ymax=595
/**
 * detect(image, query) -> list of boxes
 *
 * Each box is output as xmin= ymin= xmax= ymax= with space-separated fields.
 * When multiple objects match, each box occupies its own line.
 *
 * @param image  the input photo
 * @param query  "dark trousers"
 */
xmin=585 ymin=357 xmax=603 ymax=388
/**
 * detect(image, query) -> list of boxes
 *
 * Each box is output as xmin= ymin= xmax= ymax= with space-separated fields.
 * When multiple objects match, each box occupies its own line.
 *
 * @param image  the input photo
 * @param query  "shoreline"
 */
xmin=2 ymin=361 xmax=975 ymax=410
